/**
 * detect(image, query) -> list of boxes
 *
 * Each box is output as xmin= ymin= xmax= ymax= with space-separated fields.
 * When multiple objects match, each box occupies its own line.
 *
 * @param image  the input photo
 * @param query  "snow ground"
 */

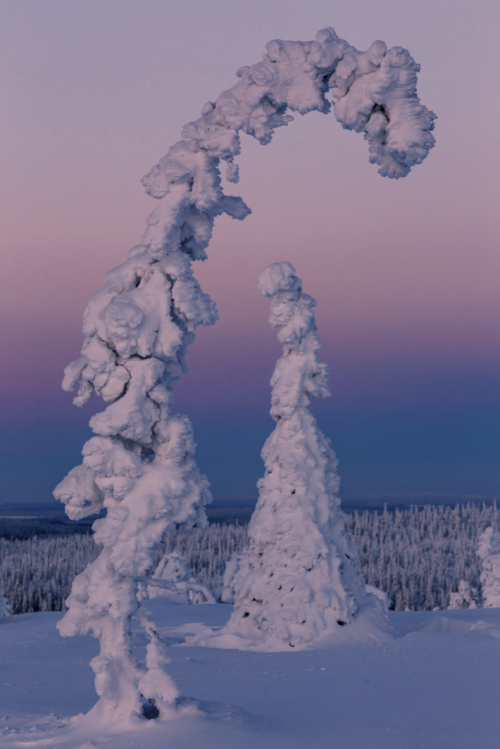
xmin=1 ymin=602 xmax=500 ymax=749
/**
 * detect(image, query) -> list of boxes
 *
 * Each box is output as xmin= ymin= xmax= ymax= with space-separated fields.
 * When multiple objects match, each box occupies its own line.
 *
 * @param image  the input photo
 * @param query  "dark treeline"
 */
xmin=1 ymin=503 xmax=499 ymax=614
xmin=0 ymin=517 xmax=93 ymax=540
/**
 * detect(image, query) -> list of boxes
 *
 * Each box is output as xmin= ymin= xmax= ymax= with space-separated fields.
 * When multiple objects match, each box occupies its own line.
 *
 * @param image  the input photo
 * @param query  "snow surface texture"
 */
xmin=196 ymin=263 xmax=391 ymax=650
xmin=3 ymin=603 xmax=500 ymax=749
xmin=478 ymin=527 xmax=500 ymax=607
xmin=53 ymin=26 xmax=434 ymax=721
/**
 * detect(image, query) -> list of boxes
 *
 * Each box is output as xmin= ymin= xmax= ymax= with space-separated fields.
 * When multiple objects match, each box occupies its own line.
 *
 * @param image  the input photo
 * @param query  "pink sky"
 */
xmin=1 ymin=0 xmax=500 ymax=503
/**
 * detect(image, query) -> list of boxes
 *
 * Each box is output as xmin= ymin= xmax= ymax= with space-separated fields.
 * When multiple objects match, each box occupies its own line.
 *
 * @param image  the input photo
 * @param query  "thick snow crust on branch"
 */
xmin=478 ymin=528 xmax=500 ymax=608
xmin=195 ymin=263 xmax=391 ymax=651
xmin=53 ymin=25 xmax=429 ymax=719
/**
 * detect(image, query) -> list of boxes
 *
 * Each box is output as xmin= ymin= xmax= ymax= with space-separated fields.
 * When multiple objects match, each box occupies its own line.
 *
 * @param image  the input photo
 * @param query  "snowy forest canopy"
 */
xmin=1 ymin=503 xmax=498 ymax=615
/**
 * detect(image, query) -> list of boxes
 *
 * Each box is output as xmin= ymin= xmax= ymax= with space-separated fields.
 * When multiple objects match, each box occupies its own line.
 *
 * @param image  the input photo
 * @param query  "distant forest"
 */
xmin=1 ymin=503 xmax=499 ymax=614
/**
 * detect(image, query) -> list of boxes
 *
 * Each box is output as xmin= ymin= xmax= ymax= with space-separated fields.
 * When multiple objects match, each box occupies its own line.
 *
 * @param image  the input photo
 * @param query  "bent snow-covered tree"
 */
xmin=54 ymin=28 xmax=434 ymax=719
xmin=216 ymin=263 xmax=389 ymax=649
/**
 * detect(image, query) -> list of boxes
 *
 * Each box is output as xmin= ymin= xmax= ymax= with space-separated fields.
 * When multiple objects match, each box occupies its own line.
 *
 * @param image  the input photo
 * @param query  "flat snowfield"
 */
xmin=1 ymin=602 xmax=500 ymax=749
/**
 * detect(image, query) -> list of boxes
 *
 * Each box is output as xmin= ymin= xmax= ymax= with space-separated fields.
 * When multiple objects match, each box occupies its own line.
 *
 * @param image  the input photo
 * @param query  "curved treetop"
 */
xmin=62 ymin=27 xmax=436 ymax=428
xmin=139 ymin=26 xmax=435 ymax=262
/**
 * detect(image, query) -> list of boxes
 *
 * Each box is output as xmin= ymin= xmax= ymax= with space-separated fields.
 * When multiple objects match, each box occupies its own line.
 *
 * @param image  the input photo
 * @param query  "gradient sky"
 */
xmin=1 ymin=0 xmax=500 ymax=506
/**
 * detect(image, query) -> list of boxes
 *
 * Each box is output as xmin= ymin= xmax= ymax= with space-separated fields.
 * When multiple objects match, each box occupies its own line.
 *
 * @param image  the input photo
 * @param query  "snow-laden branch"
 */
xmin=53 ymin=26 xmax=433 ymax=720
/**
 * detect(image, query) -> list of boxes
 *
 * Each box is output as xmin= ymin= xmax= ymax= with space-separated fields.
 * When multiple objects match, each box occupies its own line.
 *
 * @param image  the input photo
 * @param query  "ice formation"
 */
xmin=54 ymin=26 xmax=433 ymax=719
xmin=478 ymin=528 xmax=500 ymax=607
xmin=206 ymin=262 xmax=390 ymax=650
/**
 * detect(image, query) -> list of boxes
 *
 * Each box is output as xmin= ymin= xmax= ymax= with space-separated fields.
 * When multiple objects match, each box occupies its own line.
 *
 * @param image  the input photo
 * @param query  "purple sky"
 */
xmin=2 ymin=0 xmax=500 ymax=506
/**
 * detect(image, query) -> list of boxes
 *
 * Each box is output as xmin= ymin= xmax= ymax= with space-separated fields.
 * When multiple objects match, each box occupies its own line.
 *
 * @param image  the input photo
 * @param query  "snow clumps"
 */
xmin=198 ymin=263 xmax=391 ymax=650
xmin=478 ymin=527 xmax=500 ymax=607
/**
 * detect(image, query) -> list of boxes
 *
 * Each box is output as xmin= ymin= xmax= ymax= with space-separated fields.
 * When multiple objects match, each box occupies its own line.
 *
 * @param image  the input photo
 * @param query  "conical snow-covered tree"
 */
xmin=478 ymin=527 xmax=500 ymax=607
xmin=146 ymin=551 xmax=215 ymax=604
xmin=0 ymin=587 xmax=11 ymax=618
xmin=215 ymin=262 xmax=390 ymax=649
xmin=54 ymin=27 xmax=433 ymax=720
xmin=448 ymin=580 xmax=477 ymax=610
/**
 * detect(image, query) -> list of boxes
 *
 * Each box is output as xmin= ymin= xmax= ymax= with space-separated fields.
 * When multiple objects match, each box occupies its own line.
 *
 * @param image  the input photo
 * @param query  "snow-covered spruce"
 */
xmin=145 ymin=551 xmax=215 ymax=604
xmin=477 ymin=527 xmax=500 ymax=607
xmin=0 ymin=586 xmax=11 ymax=618
xmin=205 ymin=263 xmax=390 ymax=650
xmin=366 ymin=584 xmax=393 ymax=611
xmin=53 ymin=27 xmax=433 ymax=720
xmin=448 ymin=580 xmax=477 ymax=610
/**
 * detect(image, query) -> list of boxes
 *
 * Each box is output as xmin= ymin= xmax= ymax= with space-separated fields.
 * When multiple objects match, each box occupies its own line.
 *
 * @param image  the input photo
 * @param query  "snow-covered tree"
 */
xmin=477 ymin=527 xmax=500 ymax=607
xmin=448 ymin=580 xmax=477 ymax=610
xmin=54 ymin=28 xmax=434 ymax=720
xmin=221 ymin=553 xmax=245 ymax=604
xmin=214 ymin=262 xmax=390 ymax=649
xmin=151 ymin=551 xmax=192 ymax=596
xmin=0 ymin=587 xmax=11 ymax=618
xmin=366 ymin=584 xmax=393 ymax=611
xmin=147 ymin=551 xmax=214 ymax=604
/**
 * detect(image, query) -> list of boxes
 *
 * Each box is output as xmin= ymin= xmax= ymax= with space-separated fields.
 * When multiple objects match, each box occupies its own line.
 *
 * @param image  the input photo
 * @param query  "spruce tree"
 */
xmin=478 ymin=527 xmax=500 ymax=607
xmin=0 ymin=587 xmax=10 ymax=618
xmin=221 ymin=263 xmax=389 ymax=648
